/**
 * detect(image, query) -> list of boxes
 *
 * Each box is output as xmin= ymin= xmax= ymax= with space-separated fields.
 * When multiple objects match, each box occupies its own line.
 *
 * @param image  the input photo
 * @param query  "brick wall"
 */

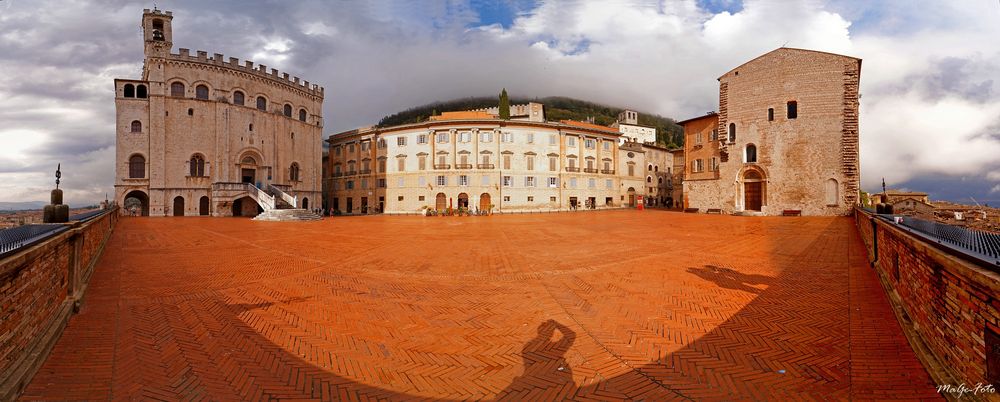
xmin=854 ymin=208 xmax=1000 ymax=391
xmin=0 ymin=209 xmax=119 ymax=400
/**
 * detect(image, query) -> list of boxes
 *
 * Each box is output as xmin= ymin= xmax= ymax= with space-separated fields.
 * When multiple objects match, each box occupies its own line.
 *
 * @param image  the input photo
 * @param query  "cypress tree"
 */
xmin=498 ymin=88 xmax=510 ymax=120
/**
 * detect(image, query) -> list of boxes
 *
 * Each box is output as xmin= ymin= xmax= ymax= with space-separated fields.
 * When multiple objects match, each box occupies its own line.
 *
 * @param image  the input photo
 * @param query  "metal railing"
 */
xmin=477 ymin=164 xmax=495 ymax=169
xmin=583 ymin=168 xmax=598 ymax=173
xmin=601 ymin=169 xmax=615 ymax=174
xmin=870 ymin=210 xmax=1000 ymax=268
xmin=565 ymin=167 xmax=580 ymax=172
xmin=455 ymin=164 xmax=473 ymax=169
xmin=0 ymin=224 xmax=69 ymax=259
xmin=434 ymin=164 xmax=451 ymax=170
xmin=69 ymin=209 xmax=107 ymax=222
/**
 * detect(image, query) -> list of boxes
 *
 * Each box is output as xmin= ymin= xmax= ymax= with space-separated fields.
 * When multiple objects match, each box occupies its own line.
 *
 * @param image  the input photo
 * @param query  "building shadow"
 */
xmin=686 ymin=264 xmax=772 ymax=294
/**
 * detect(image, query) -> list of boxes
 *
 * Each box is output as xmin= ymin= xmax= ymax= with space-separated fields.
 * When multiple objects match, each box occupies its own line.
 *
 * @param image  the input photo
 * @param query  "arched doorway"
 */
xmin=173 ymin=196 xmax=185 ymax=216
xmin=479 ymin=193 xmax=491 ymax=212
xmin=232 ymin=196 xmax=263 ymax=217
xmin=435 ymin=193 xmax=447 ymax=211
xmin=627 ymin=187 xmax=636 ymax=207
xmin=199 ymin=196 xmax=209 ymax=216
xmin=123 ymin=190 xmax=149 ymax=216
xmin=302 ymin=197 xmax=309 ymax=210
xmin=457 ymin=193 xmax=469 ymax=209
xmin=240 ymin=155 xmax=257 ymax=184
xmin=743 ymin=170 xmax=764 ymax=211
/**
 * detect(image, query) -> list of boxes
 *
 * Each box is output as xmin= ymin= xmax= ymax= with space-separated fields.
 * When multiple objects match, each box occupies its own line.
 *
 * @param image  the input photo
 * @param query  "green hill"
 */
xmin=376 ymin=96 xmax=685 ymax=148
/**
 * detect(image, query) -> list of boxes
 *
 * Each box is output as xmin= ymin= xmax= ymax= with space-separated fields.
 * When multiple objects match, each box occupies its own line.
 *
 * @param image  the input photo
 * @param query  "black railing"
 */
xmin=877 ymin=213 xmax=1000 ymax=268
xmin=69 ymin=209 xmax=106 ymax=222
xmin=0 ymin=224 xmax=69 ymax=259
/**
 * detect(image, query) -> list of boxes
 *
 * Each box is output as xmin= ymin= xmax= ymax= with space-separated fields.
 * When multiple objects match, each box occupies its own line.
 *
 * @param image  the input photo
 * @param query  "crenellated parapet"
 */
xmin=165 ymin=48 xmax=324 ymax=98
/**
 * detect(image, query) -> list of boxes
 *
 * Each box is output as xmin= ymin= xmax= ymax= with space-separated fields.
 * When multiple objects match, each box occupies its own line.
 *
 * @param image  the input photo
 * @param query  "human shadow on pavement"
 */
xmin=496 ymin=319 xmax=578 ymax=401
xmin=686 ymin=264 xmax=772 ymax=294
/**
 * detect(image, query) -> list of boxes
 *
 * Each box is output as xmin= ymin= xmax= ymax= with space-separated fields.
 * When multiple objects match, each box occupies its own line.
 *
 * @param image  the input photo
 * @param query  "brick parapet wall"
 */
xmin=0 ymin=208 xmax=119 ymax=400
xmin=854 ymin=208 xmax=1000 ymax=399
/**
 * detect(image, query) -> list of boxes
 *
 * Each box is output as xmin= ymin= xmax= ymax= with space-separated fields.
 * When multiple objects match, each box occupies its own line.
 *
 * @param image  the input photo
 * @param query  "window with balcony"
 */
xmin=549 ymin=157 xmax=557 ymax=171
xmin=419 ymin=155 xmax=427 ymax=170
xmin=527 ymin=155 xmax=535 ymax=170
xmin=503 ymin=154 xmax=511 ymax=170
xmin=397 ymin=158 xmax=406 ymax=172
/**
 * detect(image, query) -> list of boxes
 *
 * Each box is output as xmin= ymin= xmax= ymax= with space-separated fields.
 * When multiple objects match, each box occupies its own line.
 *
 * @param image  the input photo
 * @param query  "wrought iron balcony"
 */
xmin=455 ymin=164 xmax=473 ymax=169
xmin=583 ymin=168 xmax=598 ymax=173
xmin=346 ymin=170 xmax=357 ymax=176
xmin=601 ymin=169 xmax=615 ymax=174
xmin=565 ymin=167 xmax=580 ymax=172
xmin=434 ymin=164 xmax=451 ymax=169
xmin=477 ymin=164 xmax=495 ymax=169
xmin=359 ymin=169 xmax=372 ymax=175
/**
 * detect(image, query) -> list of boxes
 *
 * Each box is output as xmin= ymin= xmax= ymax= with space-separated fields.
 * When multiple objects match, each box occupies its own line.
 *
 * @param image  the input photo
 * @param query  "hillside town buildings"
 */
xmin=680 ymin=48 xmax=861 ymax=216
xmin=113 ymin=9 xmax=324 ymax=217
xmin=325 ymin=113 xmax=675 ymax=214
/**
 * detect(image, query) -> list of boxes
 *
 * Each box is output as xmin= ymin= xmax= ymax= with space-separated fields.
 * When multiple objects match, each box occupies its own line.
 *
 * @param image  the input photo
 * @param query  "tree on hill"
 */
xmin=375 ymin=95 xmax=685 ymax=147
xmin=498 ymin=89 xmax=510 ymax=120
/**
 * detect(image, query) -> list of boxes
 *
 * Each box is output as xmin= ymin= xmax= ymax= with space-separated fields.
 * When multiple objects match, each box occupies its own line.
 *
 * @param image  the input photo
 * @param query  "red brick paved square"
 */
xmin=21 ymin=210 xmax=942 ymax=401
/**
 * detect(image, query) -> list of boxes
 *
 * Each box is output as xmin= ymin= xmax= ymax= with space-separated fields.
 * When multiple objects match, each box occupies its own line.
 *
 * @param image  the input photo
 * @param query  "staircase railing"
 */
xmin=267 ymin=184 xmax=297 ymax=208
xmin=245 ymin=183 xmax=275 ymax=211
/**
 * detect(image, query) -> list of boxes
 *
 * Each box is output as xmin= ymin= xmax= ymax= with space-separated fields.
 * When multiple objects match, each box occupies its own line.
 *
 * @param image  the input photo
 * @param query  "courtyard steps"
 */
xmin=252 ymin=208 xmax=322 ymax=221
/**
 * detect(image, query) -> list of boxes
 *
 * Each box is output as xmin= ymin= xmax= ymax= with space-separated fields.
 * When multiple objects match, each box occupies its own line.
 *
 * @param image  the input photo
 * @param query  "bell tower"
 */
xmin=141 ymin=8 xmax=173 ymax=58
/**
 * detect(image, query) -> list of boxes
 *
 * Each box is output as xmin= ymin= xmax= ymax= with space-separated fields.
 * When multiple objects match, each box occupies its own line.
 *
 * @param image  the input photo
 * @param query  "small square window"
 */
xmin=527 ymin=196 xmax=534 ymax=202
xmin=398 ymin=196 xmax=404 ymax=201
xmin=419 ymin=196 xmax=425 ymax=201
xmin=550 ymin=197 xmax=557 ymax=202
xmin=503 ymin=196 xmax=510 ymax=202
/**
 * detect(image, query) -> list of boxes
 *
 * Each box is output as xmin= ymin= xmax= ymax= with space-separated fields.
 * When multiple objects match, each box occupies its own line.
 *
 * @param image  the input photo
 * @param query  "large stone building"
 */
xmin=114 ymin=9 xmax=324 ymax=217
xmin=680 ymin=48 xmax=861 ymax=215
xmin=611 ymin=110 xmax=657 ymax=145
xmin=326 ymin=112 xmax=658 ymax=214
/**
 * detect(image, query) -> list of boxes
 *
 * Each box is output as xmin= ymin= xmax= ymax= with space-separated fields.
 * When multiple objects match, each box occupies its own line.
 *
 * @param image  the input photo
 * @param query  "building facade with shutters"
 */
xmin=325 ymin=115 xmax=652 ymax=214
xmin=680 ymin=48 xmax=861 ymax=216
xmin=113 ymin=9 xmax=324 ymax=217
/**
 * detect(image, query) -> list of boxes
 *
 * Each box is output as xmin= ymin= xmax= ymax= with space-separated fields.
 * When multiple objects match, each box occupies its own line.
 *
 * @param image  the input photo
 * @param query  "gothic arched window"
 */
xmin=233 ymin=91 xmax=245 ymax=106
xmin=189 ymin=154 xmax=206 ymax=177
xmin=170 ymin=82 xmax=185 ymax=97
xmin=129 ymin=155 xmax=145 ymax=178
xmin=195 ymin=84 xmax=209 ymax=100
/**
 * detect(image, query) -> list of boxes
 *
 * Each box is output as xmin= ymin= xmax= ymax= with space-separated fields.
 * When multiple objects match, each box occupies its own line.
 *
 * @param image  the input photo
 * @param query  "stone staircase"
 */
xmin=253 ymin=208 xmax=322 ymax=221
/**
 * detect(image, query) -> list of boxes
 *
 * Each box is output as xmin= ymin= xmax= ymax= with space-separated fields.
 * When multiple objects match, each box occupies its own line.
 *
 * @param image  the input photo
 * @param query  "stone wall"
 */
xmin=854 ymin=208 xmax=1000 ymax=393
xmin=0 ymin=209 xmax=119 ymax=400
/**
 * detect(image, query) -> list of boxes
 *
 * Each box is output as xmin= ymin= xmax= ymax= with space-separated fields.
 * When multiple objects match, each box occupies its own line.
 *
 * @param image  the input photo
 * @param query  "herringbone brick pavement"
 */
xmin=20 ymin=211 xmax=942 ymax=401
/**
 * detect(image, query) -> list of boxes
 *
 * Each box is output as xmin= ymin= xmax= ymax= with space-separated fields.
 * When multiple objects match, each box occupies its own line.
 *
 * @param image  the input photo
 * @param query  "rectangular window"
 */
xmin=503 ymin=154 xmax=511 ymax=169
xmin=549 ymin=134 xmax=557 ymax=145
xmin=335 ymin=165 xmax=342 ymax=174
xmin=346 ymin=180 xmax=354 ymax=189
xmin=628 ymin=164 xmax=634 ymax=176
xmin=502 ymin=176 xmax=512 ymax=187
xmin=361 ymin=142 xmax=370 ymax=151
xmin=527 ymin=156 xmax=534 ymax=170
xmin=481 ymin=132 xmax=492 ymax=142
xmin=397 ymin=177 xmax=405 ymax=187
xmin=481 ymin=175 xmax=490 ymax=186
xmin=501 ymin=132 xmax=513 ymax=143
xmin=418 ymin=176 xmax=426 ymax=186
xmin=527 ymin=196 xmax=534 ymax=202
xmin=526 ymin=132 xmax=534 ymax=143
xmin=710 ymin=129 xmax=718 ymax=141
xmin=436 ymin=175 xmax=446 ymax=186
xmin=696 ymin=133 xmax=703 ymax=145
xmin=436 ymin=132 xmax=449 ymax=143
xmin=418 ymin=195 xmax=425 ymax=201
xmin=711 ymin=157 xmax=718 ymax=171
xmin=398 ymin=196 xmax=404 ymax=201
xmin=348 ymin=144 xmax=355 ymax=153
xmin=525 ymin=176 xmax=535 ymax=187
xmin=767 ymin=108 xmax=774 ymax=121
xmin=397 ymin=136 xmax=407 ymax=146
xmin=605 ymin=179 xmax=612 ymax=188
xmin=787 ymin=101 xmax=797 ymax=119
xmin=377 ymin=139 xmax=386 ymax=149
xmin=588 ymin=178 xmax=595 ymax=188
xmin=417 ymin=134 xmax=428 ymax=144
xmin=334 ymin=147 xmax=341 ymax=156
xmin=549 ymin=157 xmax=557 ymax=171
xmin=550 ymin=196 xmax=557 ymax=202
xmin=378 ymin=159 xmax=386 ymax=172
xmin=398 ymin=158 xmax=405 ymax=172
xmin=460 ymin=154 xmax=469 ymax=166
xmin=569 ymin=178 xmax=577 ymax=188
xmin=377 ymin=178 xmax=386 ymax=188
xmin=548 ymin=177 xmax=558 ymax=187
xmin=603 ymin=141 xmax=610 ymax=151
xmin=568 ymin=137 xmax=576 ymax=147
xmin=603 ymin=161 xmax=610 ymax=171
xmin=504 ymin=196 xmax=510 ymax=202
xmin=585 ymin=139 xmax=595 ymax=149
xmin=361 ymin=179 xmax=367 ymax=188
xmin=418 ymin=156 xmax=426 ymax=170
xmin=568 ymin=158 xmax=576 ymax=169
xmin=459 ymin=175 xmax=468 ymax=186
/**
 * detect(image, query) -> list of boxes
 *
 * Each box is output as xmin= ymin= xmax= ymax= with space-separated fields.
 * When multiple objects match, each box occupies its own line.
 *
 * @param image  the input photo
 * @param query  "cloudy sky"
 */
xmin=1 ymin=0 xmax=999 ymax=205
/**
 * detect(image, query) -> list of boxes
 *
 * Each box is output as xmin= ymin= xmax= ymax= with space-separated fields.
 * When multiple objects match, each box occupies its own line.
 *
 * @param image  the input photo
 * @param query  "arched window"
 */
xmin=745 ymin=144 xmax=757 ymax=163
xmin=195 ymin=84 xmax=209 ymax=100
xmin=658 ymin=177 xmax=663 ymax=184
xmin=129 ymin=155 xmax=145 ymax=178
xmin=123 ymin=84 xmax=135 ymax=98
xmin=170 ymin=82 xmax=185 ymax=97
xmin=290 ymin=163 xmax=300 ymax=181
xmin=728 ymin=123 xmax=736 ymax=143
xmin=256 ymin=96 xmax=267 ymax=111
xmin=298 ymin=108 xmax=307 ymax=122
xmin=647 ymin=164 xmax=653 ymax=171
xmin=654 ymin=165 xmax=658 ymax=172
xmin=130 ymin=120 xmax=142 ymax=133
xmin=646 ymin=176 xmax=652 ymax=183
xmin=283 ymin=104 xmax=292 ymax=117
xmin=189 ymin=155 xmax=205 ymax=177
xmin=825 ymin=178 xmax=839 ymax=206
xmin=233 ymin=91 xmax=245 ymax=106
xmin=136 ymin=84 xmax=147 ymax=98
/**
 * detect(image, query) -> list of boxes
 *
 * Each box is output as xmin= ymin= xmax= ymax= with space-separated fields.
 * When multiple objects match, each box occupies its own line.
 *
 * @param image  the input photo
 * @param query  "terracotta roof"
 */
xmin=429 ymin=111 xmax=495 ymax=121
xmin=559 ymin=120 xmax=620 ymax=134
xmin=675 ymin=112 xmax=718 ymax=126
